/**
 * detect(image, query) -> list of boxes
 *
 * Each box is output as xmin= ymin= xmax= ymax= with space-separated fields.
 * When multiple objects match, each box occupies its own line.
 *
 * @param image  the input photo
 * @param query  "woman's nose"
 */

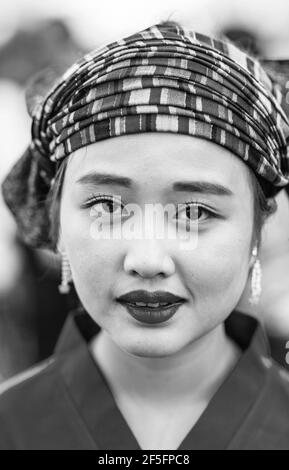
xmin=123 ymin=239 xmax=175 ymax=278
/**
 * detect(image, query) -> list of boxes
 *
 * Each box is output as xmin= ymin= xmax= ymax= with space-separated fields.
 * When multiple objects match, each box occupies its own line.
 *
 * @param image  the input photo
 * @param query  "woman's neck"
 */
xmin=89 ymin=323 xmax=241 ymax=409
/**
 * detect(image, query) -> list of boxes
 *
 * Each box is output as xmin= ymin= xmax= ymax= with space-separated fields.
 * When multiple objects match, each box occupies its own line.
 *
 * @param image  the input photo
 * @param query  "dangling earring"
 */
xmin=249 ymin=246 xmax=262 ymax=305
xmin=58 ymin=251 xmax=72 ymax=294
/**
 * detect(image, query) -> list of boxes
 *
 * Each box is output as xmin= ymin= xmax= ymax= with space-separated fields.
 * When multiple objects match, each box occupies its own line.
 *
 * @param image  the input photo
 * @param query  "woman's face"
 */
xmin=60 ymin=133 xmax=254 ymax=357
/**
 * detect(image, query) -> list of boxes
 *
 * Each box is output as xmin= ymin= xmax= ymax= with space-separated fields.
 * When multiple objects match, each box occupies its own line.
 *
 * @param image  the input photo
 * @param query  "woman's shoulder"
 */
xmin=0 ymin=356 xmax=56 ymax=407
xmin=0 ymin=309 xmax=86 ymax=420
xmin=0 ymin=356 xmax=56 ymax=404
xmin=0 ymin=356 xmax=63 ymax=449
xmin=0 ymin=333 xmax=97 ymax=450
xmin=267 ymin=358 xmax=289 ymax=404
xmin=231 ymin=357 xmax=289 ymax=449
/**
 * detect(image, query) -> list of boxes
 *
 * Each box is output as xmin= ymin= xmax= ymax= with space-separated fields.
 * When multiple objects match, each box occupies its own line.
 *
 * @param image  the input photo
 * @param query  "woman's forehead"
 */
xmin=65 ymin=133 xmax=251 ymax=193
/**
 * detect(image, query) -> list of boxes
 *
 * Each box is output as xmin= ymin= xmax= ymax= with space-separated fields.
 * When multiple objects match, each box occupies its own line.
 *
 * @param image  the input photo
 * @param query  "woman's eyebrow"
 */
xmin=173 ymin=181 xmax=233 ymax=196
xmin=75 ymin=171 xmax=233 ymax=196
xmin=76 ymin=172 xmax=132 ymax=188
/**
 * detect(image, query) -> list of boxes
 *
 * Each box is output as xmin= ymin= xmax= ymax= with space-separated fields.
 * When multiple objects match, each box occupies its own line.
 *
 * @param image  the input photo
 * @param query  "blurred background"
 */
xmin=1 ymin=0 xmax=289 ymax=382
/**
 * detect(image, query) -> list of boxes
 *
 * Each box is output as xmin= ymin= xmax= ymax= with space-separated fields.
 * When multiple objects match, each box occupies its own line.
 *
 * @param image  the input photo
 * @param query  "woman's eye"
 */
xmin=95 ymin=200 xmax=121 ymax=215
xmin=176 ymin=203 xmax=212 ymax=223
xmin=87 ymin=196 xmax=129 ymax=220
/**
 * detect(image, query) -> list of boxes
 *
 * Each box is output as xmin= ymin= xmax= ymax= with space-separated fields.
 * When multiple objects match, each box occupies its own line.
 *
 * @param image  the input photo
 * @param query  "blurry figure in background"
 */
xmin=0 ymin=19 xmax=85 ymax=86
xmin=221 ymin=26 xmax=263 ymax=57
xmin=0 ymin=19 xmax=85 ymax=382
xmin=0 ymin=19 xmax=86 ymax=179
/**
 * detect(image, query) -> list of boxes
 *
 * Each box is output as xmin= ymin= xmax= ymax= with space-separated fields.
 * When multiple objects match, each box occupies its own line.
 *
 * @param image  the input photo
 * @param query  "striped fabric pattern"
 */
xmin=28 ymin=22 xmax=289 ymax=196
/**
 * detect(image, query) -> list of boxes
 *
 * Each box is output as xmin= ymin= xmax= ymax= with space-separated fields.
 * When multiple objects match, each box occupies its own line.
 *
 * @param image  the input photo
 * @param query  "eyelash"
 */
xmin=179 ymin=200 xmax=216 ymax=221
xmin=82 ymin=193 xmax=217 ymax=221
xmin=82 ymin=193 xmax=116 ymax=208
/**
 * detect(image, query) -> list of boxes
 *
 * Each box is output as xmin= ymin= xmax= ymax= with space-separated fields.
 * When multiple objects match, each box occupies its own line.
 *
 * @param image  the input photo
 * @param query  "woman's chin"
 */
xmin=114 ymin=335 xmax=185 ymax=358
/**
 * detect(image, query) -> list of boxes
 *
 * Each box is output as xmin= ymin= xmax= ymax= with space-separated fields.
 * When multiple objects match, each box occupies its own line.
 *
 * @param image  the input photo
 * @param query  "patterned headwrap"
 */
xmin=2 ymin=22 xmax=289 ymax=249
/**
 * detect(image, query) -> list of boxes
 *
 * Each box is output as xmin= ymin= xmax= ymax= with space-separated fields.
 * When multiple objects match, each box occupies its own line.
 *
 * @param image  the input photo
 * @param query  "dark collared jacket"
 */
xmin=0 ymin=309 xmax=289 ymax=450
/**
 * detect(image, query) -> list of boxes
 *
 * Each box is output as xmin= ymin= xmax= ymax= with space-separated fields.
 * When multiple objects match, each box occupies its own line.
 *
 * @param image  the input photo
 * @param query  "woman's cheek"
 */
xmin=62 ymin=214 xmax=118 ymax=293
xmin=185 ymin=228 xmax=251 ymax=301
xmin=70 ymin=241 xmax=116 ymax=283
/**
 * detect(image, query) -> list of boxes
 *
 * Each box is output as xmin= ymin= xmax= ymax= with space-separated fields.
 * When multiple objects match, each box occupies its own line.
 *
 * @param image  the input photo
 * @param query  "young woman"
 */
xmin=1 ymin=22 xmax=289 ymax=450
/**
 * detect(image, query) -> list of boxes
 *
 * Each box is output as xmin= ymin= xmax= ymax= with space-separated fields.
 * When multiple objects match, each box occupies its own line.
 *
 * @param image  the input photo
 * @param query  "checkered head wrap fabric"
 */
xmin=2 ymin=22 xmax=289 ymax=249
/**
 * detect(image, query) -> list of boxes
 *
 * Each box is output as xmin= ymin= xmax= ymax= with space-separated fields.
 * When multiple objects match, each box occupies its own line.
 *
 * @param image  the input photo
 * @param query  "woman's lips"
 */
xmin=117 ymin=300 xmax=184 ymax=324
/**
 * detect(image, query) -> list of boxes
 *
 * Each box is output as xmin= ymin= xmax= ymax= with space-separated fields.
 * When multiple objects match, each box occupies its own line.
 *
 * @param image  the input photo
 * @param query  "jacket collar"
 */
xmin=54 ymin=308 xmax=271 ymax=450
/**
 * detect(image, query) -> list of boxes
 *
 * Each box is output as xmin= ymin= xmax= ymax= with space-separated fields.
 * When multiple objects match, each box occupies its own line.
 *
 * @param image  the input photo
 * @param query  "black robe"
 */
xmin=0 ymin=309 xmax=288 ymax=450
